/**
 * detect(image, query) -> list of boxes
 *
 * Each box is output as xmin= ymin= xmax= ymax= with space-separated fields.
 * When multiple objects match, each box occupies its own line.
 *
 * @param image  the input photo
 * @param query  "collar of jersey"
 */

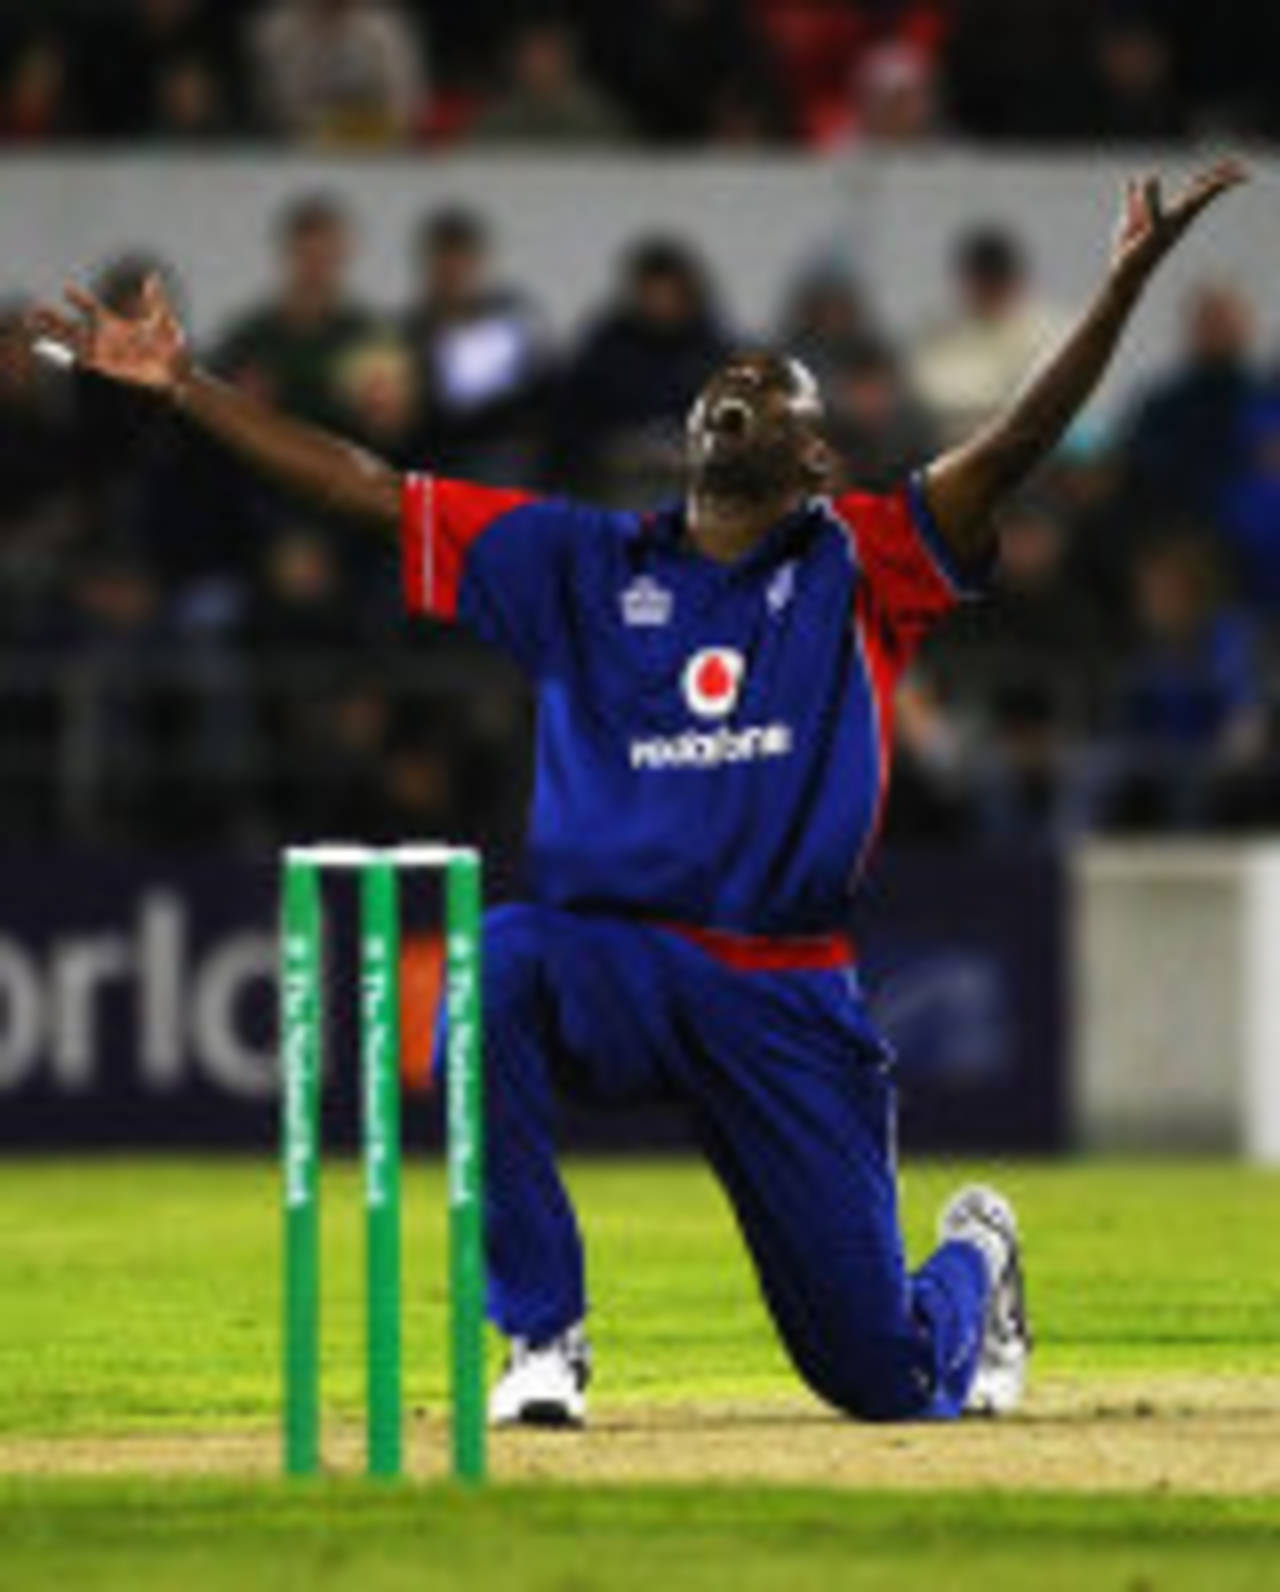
xmin=638 ymin=498 xmax=826 ymax=577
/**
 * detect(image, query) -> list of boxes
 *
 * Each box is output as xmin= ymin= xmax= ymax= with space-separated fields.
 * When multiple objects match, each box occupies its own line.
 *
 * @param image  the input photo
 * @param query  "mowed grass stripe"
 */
xmin=0 ymin=1158 xmax=1276 ymax=1441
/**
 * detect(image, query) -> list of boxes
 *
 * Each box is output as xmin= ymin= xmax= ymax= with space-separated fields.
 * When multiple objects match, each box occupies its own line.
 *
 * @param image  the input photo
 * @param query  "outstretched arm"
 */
xmin=30 ymin=275 xmax=401 ymax=530
xmin=922 ymin=161 xmax=1248 ymax=565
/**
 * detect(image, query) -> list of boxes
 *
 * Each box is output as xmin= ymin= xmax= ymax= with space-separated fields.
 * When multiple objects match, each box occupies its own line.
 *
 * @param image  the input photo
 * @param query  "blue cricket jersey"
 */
xmin=402 ymin=473 xmax=982 ymax=963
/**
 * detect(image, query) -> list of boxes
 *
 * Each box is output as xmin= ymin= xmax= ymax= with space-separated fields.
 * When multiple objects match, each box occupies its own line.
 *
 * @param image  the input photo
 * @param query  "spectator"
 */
xmin=51 ymin=546 xmax=179 ymax=842
xmin=77 ymin=0 xmax=237 ymax=141
xmin=776 ymin=262 xmax=875 ymax=389
xmin=550 ymin=237 xmax=731 ymax=504
xmin=587 ymin=0 xmax=785 ymax=144
xmin=943 ymin=493 xmax=1112 ymax=841
xmin=973 ymin=682 xmax=1081 ymax=841
xmin=333 ymin=334 xmax=419 ymax=463
xmin=248 ymin=0 xmax=426 ymax=145
xmin=0 ymin=35 xmax=71 ymax=141
xmin=0 ymin=300 xmax=80 ymax=605
xmin=423 ymin=0 xmax=511 ymax=93
xmin=756 ymin=0 xmax=947 ymax=145
xmin=376 ymin=724 xmax=457 ymax=839
xmin=243 ymin=526 xmax=366 ymax=656
xmin=468 ymin=20 xmax=631 ymax=147
xmin=152 ymin=51 xmax=234 ymax=140
xmin=402 ymin=207 xmax=552 ymax=481
xmin=841 ymin=41 xmax=939 ymax=148
xmin=213 ymin=195 xmax=379 ymax=430
xmin=941 ymin=496 xmax=1106 ymax=717
xmin=825 ymin=335 xmax=937 ymax=492
xmin=1218 ymin=393 xmax=1280 ymax=613
xmin=912 ymin=225 xmax=1069 ymax=446
xmin=706 ymin=72 xmax=787 ymax=147
xmin=883 ymin=670 xmax=977 ymax=843
xmin=944 ymin=0 xmax=1095 ymax=142
xmin=1090 ymin=8 xmax=1185 ymax=142
xmin=1104 ymin=533 xmax=1266 ymax=829
xmin=306 ymin=674 xmax=393 ymax=836
xmin=240 ymin=526 xmax=372 ymax=828
xmin=1124 ymin=284 xmax=1259 ymax=522
xmin=0 ymin=294 xmax=89 ymax=853
xmin=1048 ymin=433 xmax=1136 ymax=640
xmin=1169 ymin=2 xmax=1280 ymax=138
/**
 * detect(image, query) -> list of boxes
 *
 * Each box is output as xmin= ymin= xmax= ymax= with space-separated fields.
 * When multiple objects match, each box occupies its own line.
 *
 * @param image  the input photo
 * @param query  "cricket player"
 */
xmin=33 ymin=161 xmax=1244 ymax=1426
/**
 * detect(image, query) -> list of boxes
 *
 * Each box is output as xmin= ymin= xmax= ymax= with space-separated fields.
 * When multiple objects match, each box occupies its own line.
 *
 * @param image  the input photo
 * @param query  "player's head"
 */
xmin=686 ymin=350 xmax=832 ymax=507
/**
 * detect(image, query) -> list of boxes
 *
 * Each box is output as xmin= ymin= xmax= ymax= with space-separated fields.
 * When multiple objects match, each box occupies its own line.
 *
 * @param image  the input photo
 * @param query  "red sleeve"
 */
xmin=833 ymin=474 xmax=986 ymax=666
xmin=401 ymin=474 xmax=539 ymax=621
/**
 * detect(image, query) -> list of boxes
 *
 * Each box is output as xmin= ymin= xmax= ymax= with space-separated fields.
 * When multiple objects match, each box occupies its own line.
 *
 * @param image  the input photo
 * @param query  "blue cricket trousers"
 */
xmin=436 ymin=904 xmax=988 ymax=1421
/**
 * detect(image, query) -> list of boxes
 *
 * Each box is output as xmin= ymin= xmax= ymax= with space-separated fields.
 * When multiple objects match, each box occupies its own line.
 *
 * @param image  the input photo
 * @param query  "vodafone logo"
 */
xmin=682 ymin=648 xmax=745 ymax=720
xmin=629 ymin=645 xmax=790 ymax=770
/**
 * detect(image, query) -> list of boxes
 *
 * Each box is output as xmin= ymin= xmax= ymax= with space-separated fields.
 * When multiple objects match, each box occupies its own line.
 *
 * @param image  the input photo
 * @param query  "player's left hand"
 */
xmin=1110 ymin=160 xmax=1249 ymax=291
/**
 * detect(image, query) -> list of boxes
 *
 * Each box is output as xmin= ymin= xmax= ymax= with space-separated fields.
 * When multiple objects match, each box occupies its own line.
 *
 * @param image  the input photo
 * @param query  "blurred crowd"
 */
xmin=0 ymin=192 xmax=1278 ymax=853
xmin=3 ymin=0 xmax=1280 ymax=150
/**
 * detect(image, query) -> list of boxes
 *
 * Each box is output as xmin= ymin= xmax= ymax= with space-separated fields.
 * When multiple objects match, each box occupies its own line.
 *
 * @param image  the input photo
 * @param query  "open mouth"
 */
xmin=708 ymin=396 xmax=753 ymax=439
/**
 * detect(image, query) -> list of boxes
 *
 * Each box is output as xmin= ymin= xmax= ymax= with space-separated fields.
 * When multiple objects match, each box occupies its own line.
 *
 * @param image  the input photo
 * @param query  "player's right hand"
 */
xmin=28 ymin=272 xmax=189 ymax=392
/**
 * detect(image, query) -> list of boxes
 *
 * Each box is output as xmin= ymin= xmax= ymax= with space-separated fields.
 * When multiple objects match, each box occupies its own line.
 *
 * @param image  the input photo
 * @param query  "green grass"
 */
xmin=1 ymin=1482 xmax=1278 ymax=1591
xmin=0 ymin=1157 xmax=1278 ymax=1588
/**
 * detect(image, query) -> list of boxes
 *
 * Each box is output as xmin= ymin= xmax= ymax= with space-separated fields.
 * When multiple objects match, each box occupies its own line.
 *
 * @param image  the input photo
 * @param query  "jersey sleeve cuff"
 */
xmin=906 ymin=470 xmax=993 ymax=599
xmin=401 ymin=472 xmax=434 ymax=615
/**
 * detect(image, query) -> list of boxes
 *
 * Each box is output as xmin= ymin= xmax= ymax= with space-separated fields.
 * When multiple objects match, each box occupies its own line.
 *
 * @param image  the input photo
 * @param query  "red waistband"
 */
xmin=658 ymin=922 xmax=856 ymax=973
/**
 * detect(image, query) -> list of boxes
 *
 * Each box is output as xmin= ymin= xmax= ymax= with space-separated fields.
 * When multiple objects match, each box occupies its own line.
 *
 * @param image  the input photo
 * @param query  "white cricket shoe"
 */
xmin=938 ymin=1184 xmax=1031 ymax=1416
xmin=488 ymin=1323 xmax=591 ymax=1428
